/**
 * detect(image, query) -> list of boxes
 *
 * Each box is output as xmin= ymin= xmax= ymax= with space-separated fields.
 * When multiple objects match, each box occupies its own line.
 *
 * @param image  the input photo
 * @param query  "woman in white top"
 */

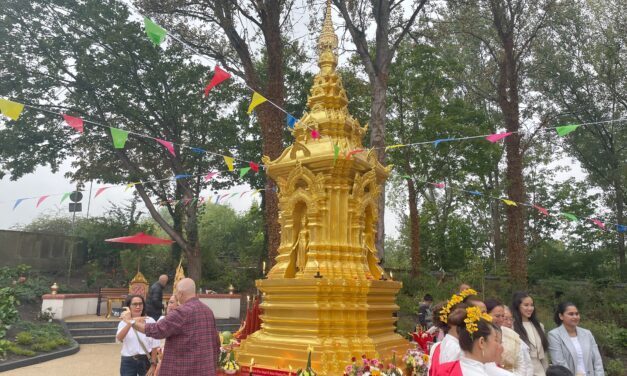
xmin=429 ymin=301 xmax=469 ymax=374
xmin=485 ymin=299 xmax=532 ymax=376
xmin=439 ymin=306 xmax=504 ymax=376
xmin=547 ymin=302 xmax=604 ymax=376
xmin=511 ymin=292 xmax=549 ymax=376
xmin=117 ymin=295 xmax=161 ymax=376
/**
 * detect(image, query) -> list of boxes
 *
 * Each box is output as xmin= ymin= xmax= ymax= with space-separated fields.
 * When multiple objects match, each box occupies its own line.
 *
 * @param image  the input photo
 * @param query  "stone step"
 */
xmin=69 ymin=327 xmax=118 ymax=337
xmin=66 ymin=321 xmax=118 ymax=329
xmin=73 ymin=335 xmax=117 ymax=345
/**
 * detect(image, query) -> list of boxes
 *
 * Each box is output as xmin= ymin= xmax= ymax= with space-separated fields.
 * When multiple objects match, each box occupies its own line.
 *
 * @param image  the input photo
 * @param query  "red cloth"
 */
xmin=429 ymin=344 xmax=462 ymax=376
xmin=145 ymin=298 xmax=220 ymax=376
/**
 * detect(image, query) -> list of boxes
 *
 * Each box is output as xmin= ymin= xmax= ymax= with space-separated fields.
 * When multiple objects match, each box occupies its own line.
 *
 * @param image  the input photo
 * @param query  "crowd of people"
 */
xmin=422 ymin=284 xmax=605 ymax=376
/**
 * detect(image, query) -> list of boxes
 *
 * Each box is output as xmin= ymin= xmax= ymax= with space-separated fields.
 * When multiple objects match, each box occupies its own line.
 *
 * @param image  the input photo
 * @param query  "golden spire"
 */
xmin=318 ymin=0 xmax=338 ymax=54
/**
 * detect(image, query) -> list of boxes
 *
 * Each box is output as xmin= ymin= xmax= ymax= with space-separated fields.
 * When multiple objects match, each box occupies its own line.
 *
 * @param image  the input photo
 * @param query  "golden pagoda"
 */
xmin=236 ymin=1 xmax=409 ymax=373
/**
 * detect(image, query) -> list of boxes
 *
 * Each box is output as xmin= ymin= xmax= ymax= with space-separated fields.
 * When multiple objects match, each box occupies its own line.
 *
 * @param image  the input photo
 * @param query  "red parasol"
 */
xmin=105 ymin=232 xmax=175 ymax=245
xmin=105 ymin=233 xmax=175 ymax=272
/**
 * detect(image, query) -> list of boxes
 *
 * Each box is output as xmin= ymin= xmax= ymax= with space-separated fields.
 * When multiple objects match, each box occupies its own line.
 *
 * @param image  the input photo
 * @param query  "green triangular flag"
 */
xmin=239 ymin=167 xmax=251 ymax=177
xmin=333 ymin=144 xmax=340 ymax=163
xmin=555 ymin=124 xmax=580 ymax=136
xmin=60 ymin=192 xmax=71 ymax=203
xmin=560 ymin=212 xmax=578 ymax=221
xmin=143 ymin=17 xmax=167 ymax=46
xmin=110 ymin=127 xmax=129 ymax=149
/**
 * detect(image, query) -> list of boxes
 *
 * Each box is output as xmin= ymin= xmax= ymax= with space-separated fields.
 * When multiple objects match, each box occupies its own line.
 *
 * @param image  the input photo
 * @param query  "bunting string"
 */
xmin=401 ymin=177 xmax=626 ymax=234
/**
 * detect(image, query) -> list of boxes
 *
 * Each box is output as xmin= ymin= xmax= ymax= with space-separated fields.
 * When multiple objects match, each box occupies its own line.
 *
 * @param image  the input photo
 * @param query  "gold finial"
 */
xmin=318 ymin=0 xmax=338 ymax=53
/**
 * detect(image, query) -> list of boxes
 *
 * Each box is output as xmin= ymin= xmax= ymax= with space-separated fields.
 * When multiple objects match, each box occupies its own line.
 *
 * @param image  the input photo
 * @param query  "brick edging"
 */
xmin=0 ymin=320 xmax=80 ymax=372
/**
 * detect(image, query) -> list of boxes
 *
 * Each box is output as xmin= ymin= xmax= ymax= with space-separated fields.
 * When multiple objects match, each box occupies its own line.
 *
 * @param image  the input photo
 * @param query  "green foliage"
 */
xmin=606 ymin=359 xmax=627 ymax=376
xmin=15 ymin=331 xmax=33 ymax=345
xmin=0 ymin=288 xmax=19 ymax=339
xmin=0 ymin=339 xmax=11 ymax=359
xmin=7 ymin=344 xmax=36 ymax=357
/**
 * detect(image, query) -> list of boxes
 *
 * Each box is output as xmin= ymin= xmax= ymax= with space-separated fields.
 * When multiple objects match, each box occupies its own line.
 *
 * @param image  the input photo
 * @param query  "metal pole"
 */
xmin=86 ymin=180 xmax=93 ymax=219
xmin=67 ymin=208 xmax=77 ymax=285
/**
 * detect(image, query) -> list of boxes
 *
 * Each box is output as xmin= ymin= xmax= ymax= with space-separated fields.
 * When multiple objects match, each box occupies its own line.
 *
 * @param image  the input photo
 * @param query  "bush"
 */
xmin=0 ymin=339 xmax=11 ymax=359
xmin=8 ymin=345 xmax=36 ymax=357
xmin=15 ymin=331 xmax=34 ymax=345
xmin=0 ymin=287 xmax=19 ymax=338
xmin=606 ymin=359 xmax=626 ymax=376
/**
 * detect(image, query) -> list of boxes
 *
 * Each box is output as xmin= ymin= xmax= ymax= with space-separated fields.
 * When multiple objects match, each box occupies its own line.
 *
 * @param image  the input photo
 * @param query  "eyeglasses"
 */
xmin=130 ymin=302 xmax=144 ymax=307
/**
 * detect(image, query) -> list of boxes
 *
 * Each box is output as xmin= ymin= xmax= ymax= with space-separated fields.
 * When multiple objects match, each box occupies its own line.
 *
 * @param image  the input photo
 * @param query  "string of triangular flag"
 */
xmin=4 ymin=167 xmax=261 ymax=211
xmin=0 ymin=99 xmax=262 ymax=173
xmin=140 ymin=15 xmax=322 ymax=140
xmin=383 ymin=118 xmax=626 ymax=151
xmin=399 ymin=177 xmax=626 ymax=233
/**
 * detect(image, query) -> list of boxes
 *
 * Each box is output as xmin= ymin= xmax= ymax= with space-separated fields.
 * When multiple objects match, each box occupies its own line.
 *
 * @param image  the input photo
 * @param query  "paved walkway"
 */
xmin=3 ymin=343 xmax=121 ymax=376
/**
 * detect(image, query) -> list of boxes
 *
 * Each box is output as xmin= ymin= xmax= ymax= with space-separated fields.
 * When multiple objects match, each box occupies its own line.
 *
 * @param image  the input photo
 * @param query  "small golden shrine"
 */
xmin=236 ymin=1 xmax=409 ymax=373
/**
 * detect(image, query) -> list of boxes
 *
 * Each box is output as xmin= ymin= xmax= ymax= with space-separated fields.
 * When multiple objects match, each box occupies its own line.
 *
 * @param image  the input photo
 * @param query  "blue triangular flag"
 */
xmin=191 ymin=147 xmax=205 ymax=154
xmin=468 ymin=190 xmax=482 ymax=196
xmin=174 ymin=174 xmax=192 ymax=179
xmin=287 ymin=114 xmax=297 ymax=129
xmin=617 ymin=224 xmax=627 ymax=233
xmin=433 ymin=138 xmax=456 ymax=147
xmin=13 ymin=198 xmax=28 ymax=210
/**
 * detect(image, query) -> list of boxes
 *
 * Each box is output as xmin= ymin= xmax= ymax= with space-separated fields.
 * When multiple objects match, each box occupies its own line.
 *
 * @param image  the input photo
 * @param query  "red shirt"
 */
xmin=145 ymin=297 xmax=221 ymax=376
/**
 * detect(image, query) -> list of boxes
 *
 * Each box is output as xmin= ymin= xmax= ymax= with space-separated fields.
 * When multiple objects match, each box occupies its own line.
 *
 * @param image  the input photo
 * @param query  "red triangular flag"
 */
xmin=204 ymin=66 xmax=231 ymax=96
xmin=432 ymin=183 xmax=445 ymax=188
xmin=62 ymin=114 xmax=84 ymax=133
xmin=94 ymin=186 xmax=111 ymax=198
xmin=346 ymin=149 xmax=365 ymax=159
xmin=156 ymin=139 xmax=176 ymax=156
xmin=533 ymin=205 xmax=549 ymax=216
xmin=36 ymin=195 xmax=50 ymax=208
xmin=590 ymin=218 xmax=605 ymax=230
xmin=249 ymin=162 xmax=259 ymax=172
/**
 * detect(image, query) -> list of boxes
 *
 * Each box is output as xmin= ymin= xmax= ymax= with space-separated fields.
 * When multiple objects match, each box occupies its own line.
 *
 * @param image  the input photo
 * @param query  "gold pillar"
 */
xmin=237 ymin=1 xmax=408 ymax=373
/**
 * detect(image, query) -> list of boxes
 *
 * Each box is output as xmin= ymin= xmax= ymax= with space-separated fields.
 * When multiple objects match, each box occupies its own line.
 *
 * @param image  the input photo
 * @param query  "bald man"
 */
xmin=146 ymin=274 xmax=168 ymax=321
xmin=125 ymin=278 xmax=220 ymax=375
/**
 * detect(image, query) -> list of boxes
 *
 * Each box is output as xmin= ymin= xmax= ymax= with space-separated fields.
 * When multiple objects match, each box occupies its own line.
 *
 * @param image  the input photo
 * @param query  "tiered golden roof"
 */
xmin=237 ymin=1 xmax=407 ymax=373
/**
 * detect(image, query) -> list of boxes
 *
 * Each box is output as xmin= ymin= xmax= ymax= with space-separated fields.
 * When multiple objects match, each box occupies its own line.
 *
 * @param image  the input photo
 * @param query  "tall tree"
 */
xmin=439 ymin=0 xmax=557 ymax=287
xmin=0 ymin=0 xmax=252 ymax=281
xmin=135 ymin=0 xmax=296 ymax=265
xmin=533 ymin=0 xmax=627 ymax=279
xmin=332 ymin=0 xmax=429 ymax=259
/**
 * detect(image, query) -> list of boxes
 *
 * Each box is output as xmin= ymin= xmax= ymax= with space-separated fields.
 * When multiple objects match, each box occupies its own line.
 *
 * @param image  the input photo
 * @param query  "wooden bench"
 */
xmin=97 ymin=287 xmax=128 ymax=318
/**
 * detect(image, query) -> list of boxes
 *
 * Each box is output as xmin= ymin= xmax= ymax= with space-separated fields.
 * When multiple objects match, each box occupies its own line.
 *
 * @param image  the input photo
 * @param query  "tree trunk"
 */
xmin=371 ymin=77 xmax=389 ymax=260
xmin=616 ymin=181 xmax=625 ymax=281
xmin=407 ymin=178 xmax=421 ymax=277
xmin=490 ymin=172 xmax=503 ymax=262
xmin=185 ymin=246 xmax=202 ymax=284
xmin=495 ymin=31 xmax=527 ymax=288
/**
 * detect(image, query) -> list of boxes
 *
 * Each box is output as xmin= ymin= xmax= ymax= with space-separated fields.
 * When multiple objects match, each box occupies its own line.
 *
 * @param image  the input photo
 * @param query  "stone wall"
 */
xmin=0 ymin=229 xmax=86 ymax=272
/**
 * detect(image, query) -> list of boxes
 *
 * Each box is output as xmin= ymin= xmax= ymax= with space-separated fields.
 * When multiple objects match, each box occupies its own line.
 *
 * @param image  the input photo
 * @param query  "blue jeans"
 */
xmin=120 ymin=355 xmax=149 ymax=376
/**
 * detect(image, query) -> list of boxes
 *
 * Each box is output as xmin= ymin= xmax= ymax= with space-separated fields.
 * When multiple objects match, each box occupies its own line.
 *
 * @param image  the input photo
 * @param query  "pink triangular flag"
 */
xmin=156 ymin=139 xmax=176 ymax=156
xmin=311 ymin=130 xmax=320 ymax=139
xmin=204 ymin=171 xmax=217 ymax=181
xmin=249 ymin=162 xmax=259 ymax=172
xmin=432 ymin=183 xmax=446 ymax=188
xmin=94 ymin=186 xmax=111 ymax=198
xmin=62 ymin=114 xmax=84 ymax=133
xmin=36 ymin=195 xmax=50 ymax=208
xmin=590 ymin=218 xmax=605 ymax=230
xmin=204 ymin=66 xmax=231 ymax=96
xmin=485 ymin=132 xmax=512 ymax=143
xmin=533 ymin=205 xmax=549 ymax=216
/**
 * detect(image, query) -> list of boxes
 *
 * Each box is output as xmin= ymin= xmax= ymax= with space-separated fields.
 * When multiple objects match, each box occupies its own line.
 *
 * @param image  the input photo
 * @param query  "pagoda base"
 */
xmin=236 ymin=278 xmax=410 ymax=375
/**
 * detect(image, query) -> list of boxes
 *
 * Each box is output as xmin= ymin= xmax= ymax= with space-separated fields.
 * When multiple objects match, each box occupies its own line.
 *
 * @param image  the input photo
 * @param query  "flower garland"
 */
xmin=439 ymin=288 xmax=478 ymax=324
xmin=464 ymin=306 xmax=493 ymax=336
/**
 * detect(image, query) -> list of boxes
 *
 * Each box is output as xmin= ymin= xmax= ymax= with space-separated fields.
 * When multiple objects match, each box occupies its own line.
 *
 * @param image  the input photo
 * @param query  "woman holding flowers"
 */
xmin=511 ymin=292 xmax=548 ymax=376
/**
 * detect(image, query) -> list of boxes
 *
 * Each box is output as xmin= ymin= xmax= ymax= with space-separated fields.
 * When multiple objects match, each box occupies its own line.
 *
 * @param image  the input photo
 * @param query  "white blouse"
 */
xmin=460 ymin=356 xmax=488 ymax=376
xmin=116 ymin=317 xmax=161 ymax=357
xmin=439 ymin=334 xmax=462 ymax=363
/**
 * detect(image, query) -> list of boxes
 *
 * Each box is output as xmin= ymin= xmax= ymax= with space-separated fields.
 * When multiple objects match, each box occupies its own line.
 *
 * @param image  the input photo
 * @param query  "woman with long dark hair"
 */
xmin=511 ymin=292 xmax=548 ymax=376
xmin=548 ymin=302 xmax=604 ymax=376
xmin=116 ymin=294 xmax=160 ymax=376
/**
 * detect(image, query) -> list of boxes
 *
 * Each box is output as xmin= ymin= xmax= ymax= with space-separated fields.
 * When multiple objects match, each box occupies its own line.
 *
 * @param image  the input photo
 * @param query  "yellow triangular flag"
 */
xmin=247 ymin=92 xmax=267 ymax=114
xmin=385 ymin=144 xmax=405 ymax=151
xmin=125 ymin=182 xmax=139 ymax=191
xmin=0 ymin=99 xmax=25 ymax=120
xmin=223 ymin=156 xmax=234 ymax=171
xmin=502 ymin=199 xmax=517 ymax=206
